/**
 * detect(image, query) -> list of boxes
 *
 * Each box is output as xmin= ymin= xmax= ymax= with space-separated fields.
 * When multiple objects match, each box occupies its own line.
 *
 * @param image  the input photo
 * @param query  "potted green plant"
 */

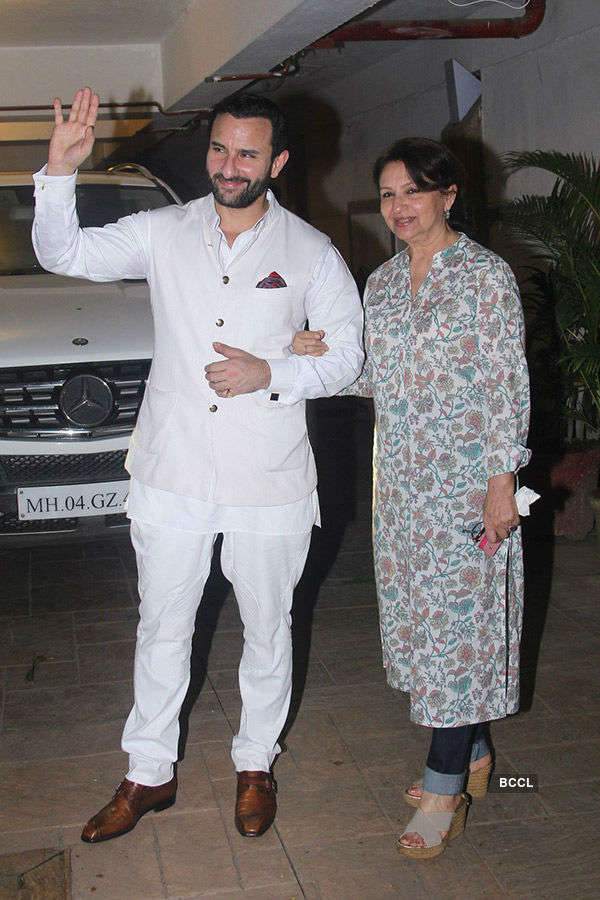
xmin=499 ymin=150 xmax=600 ymax=538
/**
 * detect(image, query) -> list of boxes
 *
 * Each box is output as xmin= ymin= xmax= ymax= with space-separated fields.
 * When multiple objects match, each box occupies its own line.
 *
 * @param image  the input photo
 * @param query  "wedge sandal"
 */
xmin=397 ymin=793 xmax=470 ymax=859
xmin=403 ymin=760 xmax=493 ymax=807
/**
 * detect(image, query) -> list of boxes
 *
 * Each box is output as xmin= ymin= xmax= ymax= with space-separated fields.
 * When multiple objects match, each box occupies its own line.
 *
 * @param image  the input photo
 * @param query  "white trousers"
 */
xmin=122 ymin=520 xmax=312 ymax=786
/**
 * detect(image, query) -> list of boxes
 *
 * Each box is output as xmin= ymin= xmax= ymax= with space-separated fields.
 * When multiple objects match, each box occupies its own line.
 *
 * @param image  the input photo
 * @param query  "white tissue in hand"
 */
xmin=514 ymin=486 xmax=540 ymax=517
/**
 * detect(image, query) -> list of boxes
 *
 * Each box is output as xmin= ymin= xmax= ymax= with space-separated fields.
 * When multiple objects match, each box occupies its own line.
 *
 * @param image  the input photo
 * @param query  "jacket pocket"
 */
xmin=236 ymin=402 xmax=308 ymax=472
xmin=133 ymin=386 xmax=178 ymax=455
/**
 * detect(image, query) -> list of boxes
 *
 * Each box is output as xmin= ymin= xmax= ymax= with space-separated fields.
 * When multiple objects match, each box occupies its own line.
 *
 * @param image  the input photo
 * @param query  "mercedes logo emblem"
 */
xmin=59 ymin=374 xmax=114 ymax=427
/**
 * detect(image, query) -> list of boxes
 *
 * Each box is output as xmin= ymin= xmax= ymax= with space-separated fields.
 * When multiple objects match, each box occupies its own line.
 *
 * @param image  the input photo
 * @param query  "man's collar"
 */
xmin=207 ymin=188 xmax=276 ymax=233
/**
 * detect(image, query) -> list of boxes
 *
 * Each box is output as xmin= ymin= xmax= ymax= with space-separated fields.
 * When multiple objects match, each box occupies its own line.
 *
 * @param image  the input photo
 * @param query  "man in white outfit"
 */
xmin=32 ymin=87 xmax=363 ymax=842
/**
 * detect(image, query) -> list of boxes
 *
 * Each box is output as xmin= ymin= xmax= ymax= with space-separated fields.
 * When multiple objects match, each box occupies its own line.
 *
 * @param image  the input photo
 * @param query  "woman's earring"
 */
xmin=444 ymin=209 xmax=450 ymax=220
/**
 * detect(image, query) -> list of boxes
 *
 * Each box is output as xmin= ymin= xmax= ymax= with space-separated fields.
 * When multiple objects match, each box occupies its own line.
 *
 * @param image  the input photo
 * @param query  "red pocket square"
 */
xmin=256 ymin=271 xmax=287 ymax=289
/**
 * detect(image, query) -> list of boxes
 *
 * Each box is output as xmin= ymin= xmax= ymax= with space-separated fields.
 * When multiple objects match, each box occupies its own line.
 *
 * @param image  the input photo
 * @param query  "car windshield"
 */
xmin=0 ymin=182 xmax=174 ymax=275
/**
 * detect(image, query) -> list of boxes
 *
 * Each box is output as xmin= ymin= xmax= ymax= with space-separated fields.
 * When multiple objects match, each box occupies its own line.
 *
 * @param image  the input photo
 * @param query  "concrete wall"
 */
xmin=0 ymin=44 xmax=163 ymax=108
xmin=301 ymin=0 xmax=600 ymax=263
xmin=162 ymin=0 xmax=324 ymax=109
xmin=0 ymin=44 xmax=163 ymax=172
xmin=482 ymin=12 xmax=600 ymax=197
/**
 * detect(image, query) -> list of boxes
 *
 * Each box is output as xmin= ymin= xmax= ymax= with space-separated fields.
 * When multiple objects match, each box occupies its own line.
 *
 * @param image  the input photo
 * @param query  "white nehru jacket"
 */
xmin=127 ymin=198 xmax=323 ymax=535
xmin=32 ymin=170 xmax=364 ymax=508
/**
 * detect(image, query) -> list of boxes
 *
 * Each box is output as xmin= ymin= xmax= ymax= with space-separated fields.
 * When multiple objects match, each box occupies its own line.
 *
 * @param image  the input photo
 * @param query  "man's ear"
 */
xmin=270 ymin=149 xmax=289 ymax=180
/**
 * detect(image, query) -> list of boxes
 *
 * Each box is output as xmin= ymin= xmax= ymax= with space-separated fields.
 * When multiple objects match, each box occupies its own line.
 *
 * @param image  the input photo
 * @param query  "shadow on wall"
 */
xmin=286 ymin=94 xmax=403 ymax=282
xmin=96 ymin=85 xmax=212 ymax=202
xmin=100 ymin=90 xmax=343 ymax=214
xmin=281 ymin=94 xmax=349 ymax=252
xmin=442 ymin=126 xmax=505 ymax=245
xmin=127 ymin=119 xmax=212 ymax=203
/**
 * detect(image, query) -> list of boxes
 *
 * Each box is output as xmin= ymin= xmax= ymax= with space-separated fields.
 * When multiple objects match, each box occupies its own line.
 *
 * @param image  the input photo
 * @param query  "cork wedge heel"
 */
xmin=403 ymin=760 xmax=493 ymax=807
xmin=465 ymin=760 xmax=494 ymax=797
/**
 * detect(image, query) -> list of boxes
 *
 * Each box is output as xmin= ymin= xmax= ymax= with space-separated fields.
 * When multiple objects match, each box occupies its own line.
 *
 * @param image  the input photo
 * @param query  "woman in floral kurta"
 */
xmin=294 ymin=138 xmax=530 ymax=858
xmin=360 ymin=233 xmax=530 ymax=728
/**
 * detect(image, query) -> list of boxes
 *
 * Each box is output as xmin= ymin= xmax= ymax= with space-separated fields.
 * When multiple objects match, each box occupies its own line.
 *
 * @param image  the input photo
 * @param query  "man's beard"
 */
xmin=210 ymin=171 xmax=271 ymax=208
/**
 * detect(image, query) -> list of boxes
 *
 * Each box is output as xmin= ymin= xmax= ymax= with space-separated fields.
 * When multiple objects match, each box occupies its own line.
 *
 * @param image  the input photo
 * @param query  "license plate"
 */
xmin=17 ymin=480 xmax=129 ymax=521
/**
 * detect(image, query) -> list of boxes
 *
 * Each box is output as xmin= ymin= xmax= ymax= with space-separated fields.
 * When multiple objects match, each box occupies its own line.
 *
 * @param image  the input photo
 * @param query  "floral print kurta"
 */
xmin=347 ymin=234 xmax=530 ymax=727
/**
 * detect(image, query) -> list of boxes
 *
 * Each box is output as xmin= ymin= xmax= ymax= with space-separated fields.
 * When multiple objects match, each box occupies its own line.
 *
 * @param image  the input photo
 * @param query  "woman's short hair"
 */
xmin=373 ymin=137 xmax=464 ymax=195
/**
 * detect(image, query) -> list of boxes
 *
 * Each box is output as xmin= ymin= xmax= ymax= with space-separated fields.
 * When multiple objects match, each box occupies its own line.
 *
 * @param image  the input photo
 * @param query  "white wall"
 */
xmin=0 ymin=43 xmax=164 ymax=173
xmin=0 ymin=44 xmax=163 ymax=108
xmin=302 ymin=0 xmax=600 ymax=260
xmin=162 ymin=0 xmax=373 ymax=109
xmin=482 ymin=17 xmax=600 ymax=197
xmin=161 ymin=0 xmax=380 ymax=110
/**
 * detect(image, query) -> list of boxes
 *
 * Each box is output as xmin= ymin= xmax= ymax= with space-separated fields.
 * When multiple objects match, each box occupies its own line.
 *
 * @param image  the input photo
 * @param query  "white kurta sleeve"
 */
xmin=336 ymin=275 xmax=376 ymax=398
xmin=265 ymin=244 xmax=364 ymax=404
xmin=32 ymin=166 xmax=149 ymax=281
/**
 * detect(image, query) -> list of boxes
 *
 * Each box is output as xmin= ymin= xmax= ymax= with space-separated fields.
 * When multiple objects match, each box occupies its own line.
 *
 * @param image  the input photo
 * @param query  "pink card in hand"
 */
xmin=478 ymin=534 xmax=502 ymax=556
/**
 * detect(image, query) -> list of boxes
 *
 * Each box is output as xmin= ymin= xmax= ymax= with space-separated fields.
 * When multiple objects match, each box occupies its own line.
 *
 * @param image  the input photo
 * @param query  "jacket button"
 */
xmin=216 ymin=318 xmax=224 ymax=326
xmin=209 ymin=404 xmax=217 ymax=412
xmin=222 ymin=275 xmax=229 ymax=284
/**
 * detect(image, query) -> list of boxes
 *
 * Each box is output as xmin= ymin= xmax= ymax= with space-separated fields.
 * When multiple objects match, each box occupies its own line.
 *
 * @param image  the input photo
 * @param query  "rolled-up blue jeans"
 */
xmin=422 ymin=722 xmax=491 ymax=795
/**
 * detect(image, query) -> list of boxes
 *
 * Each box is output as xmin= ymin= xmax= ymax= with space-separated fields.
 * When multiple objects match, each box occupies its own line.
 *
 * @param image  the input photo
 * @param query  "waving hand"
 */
xmin=48 ymin=87 xmax=99 ymax=176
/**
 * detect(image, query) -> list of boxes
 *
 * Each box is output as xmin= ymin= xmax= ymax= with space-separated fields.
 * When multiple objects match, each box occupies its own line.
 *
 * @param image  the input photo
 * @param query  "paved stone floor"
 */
xmin=1 ymin=402 xmax=599 ymax=898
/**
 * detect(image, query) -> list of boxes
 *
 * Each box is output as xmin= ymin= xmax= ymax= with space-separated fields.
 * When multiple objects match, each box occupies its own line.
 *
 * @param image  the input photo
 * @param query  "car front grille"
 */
xmin=0 ymin=512 xmax=79 ymax=534
xmin=0 ymin=359 xmax=150 ymax=440
xmin=0 ymin=450 xmax=128 ymax=486
xmin=0 ymin=511 xmax=129 ymax=535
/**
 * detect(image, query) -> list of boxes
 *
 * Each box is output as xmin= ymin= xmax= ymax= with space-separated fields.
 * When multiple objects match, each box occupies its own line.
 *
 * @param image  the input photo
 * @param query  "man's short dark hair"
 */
xmin=208 ymin=93 xmax=288 ymax=161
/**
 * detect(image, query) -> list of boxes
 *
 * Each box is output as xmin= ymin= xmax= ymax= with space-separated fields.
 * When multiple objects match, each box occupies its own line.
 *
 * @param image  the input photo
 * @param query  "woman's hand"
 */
xmin=483 ymin=473 xmax=519 ymax=542
xmin=291 ymin=329 xmax=329 ymax=357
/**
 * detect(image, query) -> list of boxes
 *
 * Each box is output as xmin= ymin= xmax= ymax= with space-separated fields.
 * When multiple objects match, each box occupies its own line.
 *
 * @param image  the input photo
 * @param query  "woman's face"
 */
xmin=378 ymin=161 xmax=455 ymax=246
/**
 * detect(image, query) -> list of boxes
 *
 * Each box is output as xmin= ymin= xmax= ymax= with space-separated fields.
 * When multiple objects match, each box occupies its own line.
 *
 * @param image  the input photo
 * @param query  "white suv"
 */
xmin=0 ymin=166 xmax=179 ymax=543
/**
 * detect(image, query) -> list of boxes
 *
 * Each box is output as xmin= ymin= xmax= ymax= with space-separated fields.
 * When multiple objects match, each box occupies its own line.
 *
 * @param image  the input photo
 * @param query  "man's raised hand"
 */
xmin=48 ymin=87 xmax=99 ymax=176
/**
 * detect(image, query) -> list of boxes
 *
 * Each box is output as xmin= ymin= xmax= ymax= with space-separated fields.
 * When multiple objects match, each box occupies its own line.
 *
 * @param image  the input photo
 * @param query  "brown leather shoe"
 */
xmin=81 ymin=777 xmax=176 ymax=843
xmin=234 ymin=770 xmax=277 ymax=837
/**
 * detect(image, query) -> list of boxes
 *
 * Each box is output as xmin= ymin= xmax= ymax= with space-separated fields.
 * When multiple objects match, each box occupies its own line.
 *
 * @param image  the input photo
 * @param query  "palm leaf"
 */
xmin=497 ymin=195 xmax=577 ymax=256
xmin=503 ymin=150 xmax=600 ymax=236
xmin=498 ymin=149 xmax=600 ymax=430
xmin=563 ymin=341 xmax=600 ymax=375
